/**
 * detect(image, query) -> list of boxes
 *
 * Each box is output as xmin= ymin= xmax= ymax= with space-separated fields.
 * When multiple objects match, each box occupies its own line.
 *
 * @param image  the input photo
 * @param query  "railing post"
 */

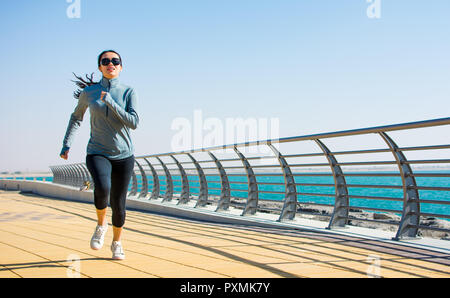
xmin=57 ymin=166 xmax=64 ymax=185
xmin=135 ymin=159 xmax=149 ymax=198
xmin=170 ymin=155 xmax=190 ymax=205
xmin=156 ymin=156 xmax=173 ymax=202
xmin=234 ymin=146 xmax=258 ymax=216
xmin=49 ymin=166 xmax=56 ymax=183
xmin=56 ymin=166 xmax=63 ymax=184
xmin=80 ymin=163 xmax=93 ymax=187
xmin=71 ymin=164 xmax=80 ymax=187
xmin=314 ymin=139 xmax=349 ymax=229
xmin=51 ymin=166 xmax=57 ymax=184
xmin=72 ymin=164 xmax=81 ymax=187
xmin=186 ymin=153 xmax=208 ymax=208
xmin=267 ymin=143 xmax=297 ymax=221
xmin=63 ymin=166 xmax=71 ymax=186
xmin=61 ymin=166 xmax=68 ymax=185
xmin=67 ymin=165 xmax=76 ymax=187
xmin=129 ymin=166 xmax=138 ymax=196
xmin=61 ymin=165 xmax=69 ymax=186
xmin=74 ymin=164 xmax=85 ymax=188
xmin=379 ymin=132 xmax=420 ymax=240
xmin=71 ymin=165 xmax=79 ymax=187
xmin=208 ymin=152 xmax=231 ymax=211
xmin=144 ymin=158 xmax=160 ymax=200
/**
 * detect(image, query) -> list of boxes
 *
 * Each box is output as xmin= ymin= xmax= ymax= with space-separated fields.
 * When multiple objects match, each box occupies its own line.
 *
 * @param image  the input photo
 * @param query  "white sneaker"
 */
xmin=111 ymin=241 xmax=125 ymax=260
xmin=90 ymin=224 xmax=108 ymax=250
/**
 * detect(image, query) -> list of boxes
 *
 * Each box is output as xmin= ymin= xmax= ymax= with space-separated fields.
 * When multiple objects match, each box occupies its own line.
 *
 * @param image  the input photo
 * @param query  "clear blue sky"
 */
xmin=0 ymin=0 xmax=449 ymax=172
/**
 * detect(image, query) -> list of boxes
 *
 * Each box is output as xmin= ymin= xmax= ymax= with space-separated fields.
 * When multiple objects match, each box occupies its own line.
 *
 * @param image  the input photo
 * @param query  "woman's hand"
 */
xmin=60 ymin=149 xmax=69 ymax=160
xmin=100 ymin=91 xmax=107 ymax=102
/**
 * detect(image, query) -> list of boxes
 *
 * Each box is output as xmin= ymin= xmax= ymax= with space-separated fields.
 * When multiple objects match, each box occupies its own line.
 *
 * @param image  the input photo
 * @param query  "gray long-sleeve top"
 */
xmin=61 ymin=76 xmax=139 ymax=160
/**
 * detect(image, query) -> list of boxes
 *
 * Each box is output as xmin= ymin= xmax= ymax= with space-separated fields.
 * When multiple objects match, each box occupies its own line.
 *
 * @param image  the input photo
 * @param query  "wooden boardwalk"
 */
xmin=0 ymin=190 xmax=449 ymax=278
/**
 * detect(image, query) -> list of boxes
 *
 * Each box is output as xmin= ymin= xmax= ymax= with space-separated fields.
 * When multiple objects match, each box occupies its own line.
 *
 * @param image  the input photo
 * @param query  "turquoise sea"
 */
xmin=137 ymin=171 xmax=450 ymax=220
xmin=3 ymin=176 xmax=53 ymax=182
xmin=5 ymin=172 xmax=449 ymax=220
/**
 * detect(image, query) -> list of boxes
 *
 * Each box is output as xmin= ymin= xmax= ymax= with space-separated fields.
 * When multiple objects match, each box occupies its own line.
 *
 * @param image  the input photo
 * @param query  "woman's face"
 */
xmin=98 ymin=52 xmax=122 ymax=79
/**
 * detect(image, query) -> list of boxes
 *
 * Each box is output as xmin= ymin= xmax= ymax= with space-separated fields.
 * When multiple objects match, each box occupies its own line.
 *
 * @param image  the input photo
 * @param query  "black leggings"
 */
xmin=86 ymin=154 xmax=135 ymax=228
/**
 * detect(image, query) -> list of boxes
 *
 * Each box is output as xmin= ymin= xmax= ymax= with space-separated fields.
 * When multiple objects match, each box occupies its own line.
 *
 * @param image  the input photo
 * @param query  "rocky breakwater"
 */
xmin=228 ymin=198 xmax=450 ymax=240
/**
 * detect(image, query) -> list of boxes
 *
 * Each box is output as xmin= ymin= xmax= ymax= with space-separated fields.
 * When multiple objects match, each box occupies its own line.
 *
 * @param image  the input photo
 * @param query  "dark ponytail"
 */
xmin=71 ymin=72 xmax=97 ymax=99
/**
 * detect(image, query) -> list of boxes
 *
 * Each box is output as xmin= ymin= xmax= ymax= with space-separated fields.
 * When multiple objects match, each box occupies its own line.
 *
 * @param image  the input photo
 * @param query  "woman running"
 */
xmin=60 ymin=50 xmax=139 ymax=260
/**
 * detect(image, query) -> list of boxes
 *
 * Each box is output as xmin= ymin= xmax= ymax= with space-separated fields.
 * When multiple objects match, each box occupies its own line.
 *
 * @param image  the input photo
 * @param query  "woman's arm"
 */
xmin=101 ymin=88 xmax=139 ymax=130
xmin=60 ymin=91 xmax=89 ymax=158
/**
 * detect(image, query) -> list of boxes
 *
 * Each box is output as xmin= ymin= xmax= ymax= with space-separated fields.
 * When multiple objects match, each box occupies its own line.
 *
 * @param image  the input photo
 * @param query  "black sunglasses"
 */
xmin=101 ymin=57 xmax=121 ymax=66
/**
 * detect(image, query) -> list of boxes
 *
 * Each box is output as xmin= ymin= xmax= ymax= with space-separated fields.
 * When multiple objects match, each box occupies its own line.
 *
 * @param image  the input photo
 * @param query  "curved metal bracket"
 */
xmin=61 ymin=166 xmax=68 ymax=185
xmin=156 ymin=156 xmax=173 ymax=202
xmin=268 ymin=143 xmax=297 ymax=221
xmin=56 ymin=166 xmax=64 ymax=185
xmin=186 ymin=153 xmax=208 ymax=208
xmin=144 ymin=158 xmax=160 ymax=200
xmin=74 ymin=164 xmax=86 ymax=188
xmin=129 ymin=166 xmax=138 ymax=196
xmin=71 ymin=164 xmax=80 ymax=187
xmin=49 ymin=166 xmax=57 ymax=184
xmin=208 ymin=152 xmax=231 ymax=211
xmin=62 ymin=165 xmax=71 ymax=186
xmin=315 ymin=139 xmax=349 ymax=229
xmin=67 ymin=165 xmax=77 ymax=187
xmin=135 ymin=159 xmax=149 ymax=198
xmin=170 ymin=155 xmax=190 ymax=205
xmin=52 ymin=166 xmax=60 ymax=184
xmin=55 ymin=166 xmax=63 ymax=184
xmin=63 ymin=166 xmax=72 ymax=186
xmin=233 ymin=146 xmax=258 ymax=216
xmin=379 ymin=132 xmax=420 ymax=240
xmin=80 ymin=163 xmax=92 ymax=185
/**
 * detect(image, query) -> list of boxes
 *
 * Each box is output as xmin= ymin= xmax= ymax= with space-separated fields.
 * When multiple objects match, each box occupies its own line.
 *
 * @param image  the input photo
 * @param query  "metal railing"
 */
xmin=50 ymin=117 xmax=450 ymax=240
